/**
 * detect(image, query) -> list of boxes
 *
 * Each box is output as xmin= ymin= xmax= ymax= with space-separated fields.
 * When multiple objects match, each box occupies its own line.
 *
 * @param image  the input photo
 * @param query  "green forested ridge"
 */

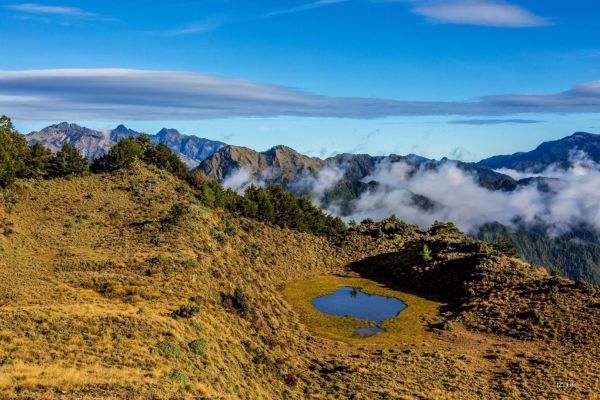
xmin=476 ymin=222 xmax=600 ymax=284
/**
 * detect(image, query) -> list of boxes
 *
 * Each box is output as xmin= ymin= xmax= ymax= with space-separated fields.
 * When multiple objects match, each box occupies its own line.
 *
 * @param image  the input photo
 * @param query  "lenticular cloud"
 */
xmin=2 ymin=69 xmax=600 ymax=120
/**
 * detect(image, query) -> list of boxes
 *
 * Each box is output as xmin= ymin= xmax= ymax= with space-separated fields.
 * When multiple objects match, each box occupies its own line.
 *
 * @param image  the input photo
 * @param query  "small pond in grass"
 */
xmin=311 ymin=287 xmax=407 ymax=337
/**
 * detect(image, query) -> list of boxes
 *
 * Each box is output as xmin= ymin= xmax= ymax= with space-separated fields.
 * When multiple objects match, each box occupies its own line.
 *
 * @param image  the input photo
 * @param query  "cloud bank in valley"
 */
xmin=221 ymin=152 xmax=600 ymax=235
xmin=339 ymin=154 xmax=600 ymax=235
xmin=2 ymin=69 xmax=600 ymax=121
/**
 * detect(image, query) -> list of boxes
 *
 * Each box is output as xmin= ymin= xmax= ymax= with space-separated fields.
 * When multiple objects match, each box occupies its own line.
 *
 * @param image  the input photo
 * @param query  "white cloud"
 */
xmin=309 ymin=153 xmax=600 ymax=235
xmin=222 ymin=168 xmax=257 ymax=193
xmin=265 ymin=0 xmax=350 ymax=17
xmin=403 ymin=0 xmax=551 ymax=27
xmin=2 ymin=69 xmax=600 ymax=121
xmin=160 ymin=18 xmax=224 ymax=37
xmin=5 ymin=3 xmax=112 ymax=20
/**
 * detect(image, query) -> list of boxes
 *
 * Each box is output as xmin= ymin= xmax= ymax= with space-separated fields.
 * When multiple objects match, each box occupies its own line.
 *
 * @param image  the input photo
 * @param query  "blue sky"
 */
xmin=2 ymin=0 xmax=600 ymax=160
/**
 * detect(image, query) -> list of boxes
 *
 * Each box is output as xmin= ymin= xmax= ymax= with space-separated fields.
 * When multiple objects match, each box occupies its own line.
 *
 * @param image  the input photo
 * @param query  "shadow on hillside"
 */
xmin=345 ymin=250 xmax=477 ymax=327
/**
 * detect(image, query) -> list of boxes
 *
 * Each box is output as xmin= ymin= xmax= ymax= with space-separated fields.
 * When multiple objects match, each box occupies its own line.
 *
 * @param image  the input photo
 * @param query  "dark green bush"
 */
xmin=429 ymin=220 xmax=462 ymax=236
xmin=494 ymin=236 xmax=521 ymax=258
xmin=0 ymin=116 xmax=31 ymax=187
xmin=91 ymin=136 xmax=144 ymax=172
xmin=170 ymin=304 xmax=200 ymax=318
xmin=48 ymin=143 xmax=89 ymax=177
xmin=92 ymin=134 xmax=189 ymax=180
xmin=233 ymin=287 xmax=251 ymax=315
xmin=196 ymin=180 xmax=346 ymax=237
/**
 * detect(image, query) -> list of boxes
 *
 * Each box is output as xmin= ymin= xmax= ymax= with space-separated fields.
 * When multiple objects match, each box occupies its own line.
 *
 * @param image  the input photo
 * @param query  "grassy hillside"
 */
xmin=0 ymin=163 xmax=598 ymax=399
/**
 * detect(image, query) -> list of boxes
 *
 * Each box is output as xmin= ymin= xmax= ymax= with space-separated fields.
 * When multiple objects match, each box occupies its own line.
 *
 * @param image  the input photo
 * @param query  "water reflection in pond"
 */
xmin=311 ymin=287 xmax=407 ymax=337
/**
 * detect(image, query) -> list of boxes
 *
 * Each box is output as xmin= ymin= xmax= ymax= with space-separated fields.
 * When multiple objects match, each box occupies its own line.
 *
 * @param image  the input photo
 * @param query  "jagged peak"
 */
xmin=48 ymin=121 xmax=85 ymax=130
xmin=156 ymin=127 xmax=181 ymax=136
xmin=113 ymin=124 xmax=129 ymax=131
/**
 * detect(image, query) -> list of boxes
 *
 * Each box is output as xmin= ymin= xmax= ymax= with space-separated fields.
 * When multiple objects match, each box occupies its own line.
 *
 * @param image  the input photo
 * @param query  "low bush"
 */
xmin=158 ymin=339 xmax=180 ymax=358
xmin=421 ymin=244 xmax=433 ymax=262
xmin=170 ymin=304 xmax=200 ymax=318
xmin=188 ymin=339 xmax=208 ymax=356
xmin=233 ymin=287 xmax=251 ymax=315
xmin=429 ymin=220 xmax=462 ymax=236
xmin=165 ymin=369 xmax=191 ymax=386
xmin=190 ymin=321 xmax=203 ymax=332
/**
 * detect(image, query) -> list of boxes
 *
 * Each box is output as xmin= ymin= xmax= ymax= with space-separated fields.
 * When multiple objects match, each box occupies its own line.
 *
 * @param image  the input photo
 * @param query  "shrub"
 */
xmin=494 ymin=236 xmax=521 ymax=258
xmin=195 ymin=179 xmax=346 ymax=236
xmin=223 ymin=218 xmax=237 ymax=236
xmin=429 ymin=220 xmax=462 ymax=236
xmin=26 ymin=142 xmax=52 ymax=179
xmin=0 ymin=116 xmax=30 ymax=187
xmin=283 ymin=373 xmax=299 ymax=387
xmin=158 ymin=339 xmax=180 ymax=358
xmin=190 ymin=321 xmax=203 ymax=332
xmin=165 ymin=369 xmax=191 ymax=386
xmin=91 ymin=137 xmax=144 ymax=172
xmin=183 ymin=259 xmax=200 ymax=269
xmin=550 ymin=266 xmax=562 ymax=278
xmin=188 ymin=339 xmax=208 ymax=356
xmin=2 ymin=223 xmax=14 ymax=236
xmin=420 ymin=244 xmax=433 ymax=262
xmin=92 ymin=134 xmax=189 ymax=180
xmin=244 ymin=243 xmax=259 ymax=264
xmin=144 ymin=142 xmax=190 ymax=181
xmin=381 ymin=215 xmax=404 ymax=234
xmin=233 ymin=287 xmax=251 ymax=315
xmin=479 ymin=241 xmax=494 ymax=254
xmin=170 ymin=304 xmax=200 ymax=318
xmin=48 ymin=143 xmax=89 ymax=177
xmin=149 ymin=254 xmax=169 ymax=267
xmin=163 ymin=202 xmax=189 ymax=230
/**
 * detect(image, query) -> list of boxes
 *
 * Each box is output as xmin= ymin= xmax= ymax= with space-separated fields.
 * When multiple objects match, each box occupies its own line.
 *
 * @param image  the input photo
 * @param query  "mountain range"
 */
xmin=25 ymin=122 xmax=226 ymax=168
xmin=479 ymin=131 xmax=600 ymax=172
xmin=21 ymin=123 xmax=600 ymax=283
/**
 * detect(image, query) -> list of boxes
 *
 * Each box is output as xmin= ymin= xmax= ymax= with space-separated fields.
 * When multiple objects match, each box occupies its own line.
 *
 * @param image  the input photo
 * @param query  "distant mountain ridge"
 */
xmin=25 ymin=122 xmax=227 ymax=168
xmin=479 ymin=131 xmax=600 ymax=172
xmin=199 ymin=144 xmax=520 ymax=202
xmin=199 ymin=145 xmax=325 ymax=184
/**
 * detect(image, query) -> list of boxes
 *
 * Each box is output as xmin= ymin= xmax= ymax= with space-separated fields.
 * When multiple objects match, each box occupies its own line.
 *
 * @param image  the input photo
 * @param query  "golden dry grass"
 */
xmin=0 ymin=163 xmax=597 ymax=399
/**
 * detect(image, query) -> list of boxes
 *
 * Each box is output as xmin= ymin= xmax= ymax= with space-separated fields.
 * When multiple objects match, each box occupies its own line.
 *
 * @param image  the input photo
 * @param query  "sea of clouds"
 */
xmin=221 ymin=152 xmax=600 ymax=236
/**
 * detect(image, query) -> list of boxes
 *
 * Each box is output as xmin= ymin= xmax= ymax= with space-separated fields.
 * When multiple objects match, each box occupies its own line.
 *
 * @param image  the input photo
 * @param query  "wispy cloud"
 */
xmin=394 ymin=0 xmax=552 ymax=27
xmin=265 ymin=0 xmax=350 ymax=17
xmin=1 ymin=69 xmax=600 ymax=121
xmin=449 ymin=119 xmax=544 ymax=125
xmin=6 ymin=2 xmax=113 ymax=20
xmin=160 ymin=18 xmax=224 ymax=36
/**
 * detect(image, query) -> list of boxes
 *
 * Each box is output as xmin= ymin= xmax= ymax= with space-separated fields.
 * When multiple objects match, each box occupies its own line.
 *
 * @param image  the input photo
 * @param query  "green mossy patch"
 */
xmin=282 ymin=276 xmax=442 ymax=344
